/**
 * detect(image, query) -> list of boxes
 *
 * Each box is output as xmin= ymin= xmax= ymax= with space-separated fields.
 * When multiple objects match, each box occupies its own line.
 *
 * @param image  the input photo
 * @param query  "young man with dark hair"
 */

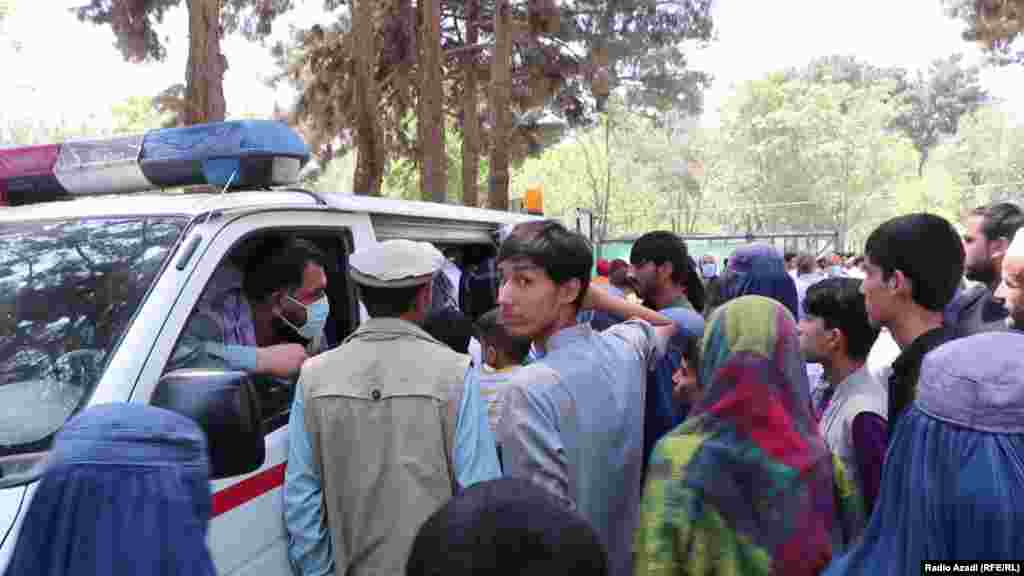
xmin=952 ymin=202 xmax=1024 ymax=336
xmin=627 ymin=231 xmax=706 ymax=482
xmin=799 ymin=277 xmax=886 ymax=513
xmin=284 ymin=240 xmax=500 ymax=576
xmin=861 ymin=213 xmax=965 ymax=430
xmin=630 ymin=231 xmax=706 ymax=312
xmin=495 ymin=220 xmax=677 ymax=576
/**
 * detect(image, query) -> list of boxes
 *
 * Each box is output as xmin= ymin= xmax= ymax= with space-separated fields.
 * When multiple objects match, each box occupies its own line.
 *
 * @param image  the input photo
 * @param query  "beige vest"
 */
xmin=301 ymin=317 xmax=470 ymax=576
xmin=820 ymin=364 xmax=887 ymax=503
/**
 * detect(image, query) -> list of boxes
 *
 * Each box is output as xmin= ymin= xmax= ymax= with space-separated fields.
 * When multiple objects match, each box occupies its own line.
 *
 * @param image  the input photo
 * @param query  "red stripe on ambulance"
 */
xmin=212 ymin=462 xmax=287 ymax=517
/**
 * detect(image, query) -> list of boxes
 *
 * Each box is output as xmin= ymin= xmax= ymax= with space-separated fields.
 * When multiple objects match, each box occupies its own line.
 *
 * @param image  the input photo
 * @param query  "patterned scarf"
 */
xmin=635 ymin=295 xmax=862 ymax=576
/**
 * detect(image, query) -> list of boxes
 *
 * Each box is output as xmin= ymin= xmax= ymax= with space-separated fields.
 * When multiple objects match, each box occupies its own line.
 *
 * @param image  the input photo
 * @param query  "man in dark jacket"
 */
xmin=951 ymin=203 xmax=1024 ymax=336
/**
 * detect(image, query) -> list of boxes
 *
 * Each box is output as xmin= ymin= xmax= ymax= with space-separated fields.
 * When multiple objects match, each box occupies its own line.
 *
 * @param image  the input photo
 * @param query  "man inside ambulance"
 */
xmin=166 ymin=238 xmax=328 ymax=379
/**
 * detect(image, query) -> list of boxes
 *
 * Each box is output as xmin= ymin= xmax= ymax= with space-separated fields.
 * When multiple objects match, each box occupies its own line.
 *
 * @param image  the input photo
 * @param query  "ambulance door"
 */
xmin=132 ymin=208 xmax=373 ymax=576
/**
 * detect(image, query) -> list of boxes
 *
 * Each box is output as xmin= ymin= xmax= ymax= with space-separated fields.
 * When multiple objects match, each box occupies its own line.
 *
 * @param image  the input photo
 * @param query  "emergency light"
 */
xmin=0 ymin=120 xmax=310 ymax=207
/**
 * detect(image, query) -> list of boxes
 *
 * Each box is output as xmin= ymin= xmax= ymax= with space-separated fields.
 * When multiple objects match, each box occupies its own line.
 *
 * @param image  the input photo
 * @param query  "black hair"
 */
xmin=803 ymin=277 xmax=880 ymax=360
xmin=784 ymin=251 xmax=797 ymax=262
xmin=423 ymin=307 xmax=474 ymax=353
xmin=247 ymin=238 xmax=327 ymax=303
xmin=629 ymin=231 xmax=706 ymax=311
xmin=497 ymin=220 xmax=592 ymax=309
xmin=359 ymin=284 xmax=423 ymax=318
xmin=971 ymin=202 xmax=1024 ymax=244
xmin=406 ymin=478 xmax=608 ymax=576
xmin=864 ymin=213 xmax=965 ymax=312
xmin=475 ymin=308 xmax=531 ymax=364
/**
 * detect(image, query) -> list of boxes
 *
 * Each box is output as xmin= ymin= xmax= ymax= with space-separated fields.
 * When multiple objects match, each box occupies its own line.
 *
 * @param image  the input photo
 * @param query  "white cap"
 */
xmin=349 ymin=239 xmax=445 ymax=288
xmin=1008 ymin=229 xmax=1024 ymax=259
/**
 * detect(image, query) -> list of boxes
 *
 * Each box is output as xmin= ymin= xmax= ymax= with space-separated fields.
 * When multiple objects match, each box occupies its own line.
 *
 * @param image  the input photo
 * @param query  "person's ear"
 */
xmin=270 ymin=290 xmax=285 ymax=314
xmin=826 ymin=327 xmax=845 ymax=354
xmin=658 ymin=262 xmax=673 ymax=283
xmin=991 ymin=237 xmax=1011 ymax=261
xmin=889 ymin=270 xmax=910 ymax=295
xmin=416 ymin=283 xmax=433 ymax=314
xmin=558 ymin=278 xmax=582 ymax=306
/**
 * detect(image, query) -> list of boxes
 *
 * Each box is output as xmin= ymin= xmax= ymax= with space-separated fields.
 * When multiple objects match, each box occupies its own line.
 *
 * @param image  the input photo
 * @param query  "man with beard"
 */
xmin=628 ymin=232 xmax=706 ymax=482
xmin=951 ymin=203 xmax=1023 ymax=336
xmin=167 ymin=238 xmax=328 ymax=378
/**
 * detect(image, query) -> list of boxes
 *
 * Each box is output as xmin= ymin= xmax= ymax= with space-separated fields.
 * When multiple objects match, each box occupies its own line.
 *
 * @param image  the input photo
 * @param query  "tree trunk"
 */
xmin=352 ymin=0 xmax=383 ymax=195
xmin=185 ymin=0 xmax=227 ymax=125
xmin=419 ymin=0 xmax=446 ymax=203
xmin=488 ymin=0 xmax=511 ymax=211
xmin=461 ymin=0 xmax=480 ymax=207
xmin=599 ymin=112 xmax=612 ymax=243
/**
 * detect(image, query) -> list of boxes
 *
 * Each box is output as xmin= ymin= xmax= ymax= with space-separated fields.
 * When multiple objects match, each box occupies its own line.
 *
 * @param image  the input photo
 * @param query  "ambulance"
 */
xmin=0 ymin=120 xmax=538 ymax=574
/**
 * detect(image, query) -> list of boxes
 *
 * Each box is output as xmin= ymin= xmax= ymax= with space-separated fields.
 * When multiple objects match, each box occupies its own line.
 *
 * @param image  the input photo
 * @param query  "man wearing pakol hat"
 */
xmin=995 ymin=228 xmax=1024 ymax=330
xmin=283 ymin=239 xmax=501 ymax=576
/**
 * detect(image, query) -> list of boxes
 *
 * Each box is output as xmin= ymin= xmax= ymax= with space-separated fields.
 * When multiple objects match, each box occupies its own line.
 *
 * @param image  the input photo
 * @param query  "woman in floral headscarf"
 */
xmin=635 ymin=296 xmax=862 ymax=576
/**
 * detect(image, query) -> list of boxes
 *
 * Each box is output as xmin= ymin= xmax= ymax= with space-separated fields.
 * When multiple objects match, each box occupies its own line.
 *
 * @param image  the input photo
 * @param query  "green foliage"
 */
xmin=930 ymin=105 xmax=1024 ymax=213
xmin=381 ymin=121 xmax=490 ymax=204
xmin=110 ymin=96 xmax=176 ymax=134
xmin=889 ymin=54 xmax=989 ymax=175
xmin=509 ymin=56 xmax=1018 ymax=253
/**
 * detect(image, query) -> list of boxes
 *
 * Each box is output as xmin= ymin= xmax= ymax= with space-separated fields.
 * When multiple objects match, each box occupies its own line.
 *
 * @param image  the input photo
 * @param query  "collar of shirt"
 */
xmin=891 ymin=326 xmax=953 ymax=380
xmin=667 ymin=294 xmax=694 ymax=310
xmin=481 ymin=364 xmax=519 ymax=374
xmin=542 ymin=323 xmax=593 ymax=356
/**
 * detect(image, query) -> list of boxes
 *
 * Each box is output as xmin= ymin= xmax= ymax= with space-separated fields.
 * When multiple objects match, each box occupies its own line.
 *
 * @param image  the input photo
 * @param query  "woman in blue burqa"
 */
xmin=825 ymin=331 xmax=1024 ymax=574
xmin=709 ymin=243 xmax=799 ymax=319
xmin=3 ymin=403 xmax=216 ymax=576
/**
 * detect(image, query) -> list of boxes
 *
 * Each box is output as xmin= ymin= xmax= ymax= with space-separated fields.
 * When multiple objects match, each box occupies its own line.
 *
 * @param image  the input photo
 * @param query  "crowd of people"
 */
xmin=7 ymin=203 xmax=1024 ymax=576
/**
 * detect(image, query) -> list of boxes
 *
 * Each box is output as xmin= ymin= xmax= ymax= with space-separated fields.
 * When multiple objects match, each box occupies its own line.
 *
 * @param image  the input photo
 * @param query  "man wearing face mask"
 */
xmin=167 ymin=238 xmax=328 ymax=379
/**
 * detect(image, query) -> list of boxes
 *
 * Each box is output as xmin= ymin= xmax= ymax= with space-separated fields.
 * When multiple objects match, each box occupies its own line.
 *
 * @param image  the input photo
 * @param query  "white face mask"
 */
xmin=278 ymin=294 xmax=330 ymax=340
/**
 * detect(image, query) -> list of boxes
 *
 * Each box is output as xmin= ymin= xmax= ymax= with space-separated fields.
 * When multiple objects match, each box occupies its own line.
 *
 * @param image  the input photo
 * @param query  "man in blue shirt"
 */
xmin=495 ymin=220 xmax=678 ymax=576
xmin=628 ymin=232 xmax=706 ymax=481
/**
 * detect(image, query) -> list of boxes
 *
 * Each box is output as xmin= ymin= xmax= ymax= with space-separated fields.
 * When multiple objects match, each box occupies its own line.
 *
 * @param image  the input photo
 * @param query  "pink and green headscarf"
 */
xmin=635 ymin=296 xmax=862 ymax=576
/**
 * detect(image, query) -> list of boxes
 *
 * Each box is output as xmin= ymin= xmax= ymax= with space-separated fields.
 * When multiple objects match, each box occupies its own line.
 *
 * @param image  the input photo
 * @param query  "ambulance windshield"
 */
xmin=0 ymin=216 xmax=186 ymax=486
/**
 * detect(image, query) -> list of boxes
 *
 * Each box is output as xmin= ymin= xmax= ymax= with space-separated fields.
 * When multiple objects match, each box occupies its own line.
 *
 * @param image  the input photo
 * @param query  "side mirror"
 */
xmin=153 ymin=369 xmax=265 ymax=480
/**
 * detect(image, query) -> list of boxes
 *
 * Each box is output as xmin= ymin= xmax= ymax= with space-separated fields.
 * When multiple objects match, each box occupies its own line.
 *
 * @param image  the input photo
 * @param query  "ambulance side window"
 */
xmin=157 ymin=229 xmax=357 ymax=434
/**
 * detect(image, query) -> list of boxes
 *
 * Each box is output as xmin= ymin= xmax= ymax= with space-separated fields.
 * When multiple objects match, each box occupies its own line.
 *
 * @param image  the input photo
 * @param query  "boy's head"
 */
xmin=475 ymin=308 xmax=531 ymax=369
xmin=799 ymin=277 xmax=880 ymax=365
xmin=861 ymin=213 xmax=964 ymax=327
xmin=497 ymin=220 xmax=593 ymax=340
xmin=670 ymin=332 xmax=703 ymax=406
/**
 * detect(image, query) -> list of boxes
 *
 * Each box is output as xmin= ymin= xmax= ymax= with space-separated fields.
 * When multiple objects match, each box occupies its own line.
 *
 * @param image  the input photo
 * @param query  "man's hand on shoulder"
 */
xmin=256 ymin=343 xmax=309 ymax=378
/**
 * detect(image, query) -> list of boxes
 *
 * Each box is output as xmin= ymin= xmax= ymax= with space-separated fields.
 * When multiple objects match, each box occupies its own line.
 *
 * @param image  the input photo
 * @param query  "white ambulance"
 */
xmin=0 ymin=120 xmax=538 ymax=574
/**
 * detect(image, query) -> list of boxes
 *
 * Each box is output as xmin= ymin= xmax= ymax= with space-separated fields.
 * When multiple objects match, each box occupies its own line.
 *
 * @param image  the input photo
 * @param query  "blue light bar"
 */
xmin=0 ymin=120 xmax=311 ymax=206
